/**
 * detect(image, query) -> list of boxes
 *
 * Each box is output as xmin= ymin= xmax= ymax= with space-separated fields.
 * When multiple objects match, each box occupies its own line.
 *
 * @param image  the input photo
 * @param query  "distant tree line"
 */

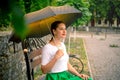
xmin=0 ymin=0 xmax=119 ymax=37
xmin=0 ymin=0 xmax=91 ymax=28
xmin=89 ymin=0 xmax=120 ymax=27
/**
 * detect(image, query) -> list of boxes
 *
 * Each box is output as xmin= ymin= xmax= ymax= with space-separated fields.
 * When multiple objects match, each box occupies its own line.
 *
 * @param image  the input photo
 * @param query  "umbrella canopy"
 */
xmin=25 ymin=5 xmax=82 ymax=38
xmin=9 ymin=5 xmax=82 ymax=42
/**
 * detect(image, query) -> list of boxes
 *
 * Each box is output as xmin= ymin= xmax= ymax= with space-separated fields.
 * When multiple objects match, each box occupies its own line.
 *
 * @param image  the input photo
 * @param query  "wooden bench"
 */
xmin=9 ymin=33 xmax=84 ymax=80
xmin=23 ymin=48 xmax=45 ymax=80
xmin=22 ymin=38 xmax=46 ymax=80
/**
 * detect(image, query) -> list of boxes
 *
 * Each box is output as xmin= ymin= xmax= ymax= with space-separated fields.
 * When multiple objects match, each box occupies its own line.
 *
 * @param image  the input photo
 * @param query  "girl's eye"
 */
xmin=59 ymin=28 xmax=66 ymax=30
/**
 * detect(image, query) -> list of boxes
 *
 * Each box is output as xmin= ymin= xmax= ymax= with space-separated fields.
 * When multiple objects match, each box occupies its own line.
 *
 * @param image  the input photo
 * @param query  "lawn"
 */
xmin=65 ymin=37 xmax=90 ymax=76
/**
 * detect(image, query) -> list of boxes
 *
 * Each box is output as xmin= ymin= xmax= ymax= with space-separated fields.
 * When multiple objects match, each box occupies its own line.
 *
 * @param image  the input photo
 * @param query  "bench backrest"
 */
xmin=24 ymin=49 xmax=42 ymax=80
xmin=22 ymin=38 xmax=46 ymax=80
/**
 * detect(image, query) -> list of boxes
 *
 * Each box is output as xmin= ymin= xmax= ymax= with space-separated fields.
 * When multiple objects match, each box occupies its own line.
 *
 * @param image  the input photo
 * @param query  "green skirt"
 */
xmin=45 ymin=71 xmax=92 ymax=80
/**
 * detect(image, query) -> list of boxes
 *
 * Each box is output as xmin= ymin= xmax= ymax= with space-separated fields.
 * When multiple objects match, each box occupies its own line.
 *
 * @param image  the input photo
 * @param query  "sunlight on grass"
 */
xmin=65 ymin=38 xmax=90 ymax=76
xmin=34 ymin=66 xmax=43 ymax=80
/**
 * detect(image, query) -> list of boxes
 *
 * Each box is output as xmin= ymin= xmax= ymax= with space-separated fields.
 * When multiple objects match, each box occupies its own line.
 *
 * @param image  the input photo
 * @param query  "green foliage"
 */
xmin=2 ymin=0 xmax=120 ymax=38
xmin=1 ymin=0 xmax=120 ymax=35
xmin=57 ymin=0 xmax=92 ymax=26
xmin=23 ymin=0 xmax=32 ymax=13
xmin=30 ymin=0 xmax=57 ymax=12
xmin=11 ymin=7 xmax=27 ymax=39
xmin=10 ymin=0 xmax=27 ymax=39
xmin=0 ymin=0 xmax=27 ymax=39
xmin=0 ymin=0 xmax=59 ymax=39
xmin=0 ymin=0 xmax=11 ymax=27
xmin=31 ymin=0 xmax=48 ymax=12
xmin=89 ymin=0 xmax=120 ymax=27
xmin=109 ymin=44 xmax=119 ymax=48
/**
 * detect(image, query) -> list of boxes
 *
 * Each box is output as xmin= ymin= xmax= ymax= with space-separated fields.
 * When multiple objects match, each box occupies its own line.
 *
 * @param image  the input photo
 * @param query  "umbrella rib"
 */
xmin=47 ymin=6 xmax=57 ymax=16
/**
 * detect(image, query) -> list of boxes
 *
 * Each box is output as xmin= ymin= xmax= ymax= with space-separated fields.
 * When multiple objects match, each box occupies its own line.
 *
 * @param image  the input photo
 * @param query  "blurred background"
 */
xmin=0 ymin=0 xmax=120 ymax=80
xmin=0 ymin=0 xmax=120 ymax=37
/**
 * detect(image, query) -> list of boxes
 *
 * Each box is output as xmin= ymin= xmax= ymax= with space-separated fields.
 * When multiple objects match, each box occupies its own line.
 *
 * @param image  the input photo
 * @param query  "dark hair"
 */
xmin=50 ymin=21 xmax=65 ymax=36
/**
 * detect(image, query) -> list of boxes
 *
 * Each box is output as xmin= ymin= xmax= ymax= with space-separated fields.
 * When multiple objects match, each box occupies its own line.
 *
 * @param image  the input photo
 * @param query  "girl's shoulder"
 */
xmin=42 ymin=43 xmax=52 ymax=53
xmin=42 ymin=43 xmax=56 ymax=49
xmin=42 ymin=43 xmax=51 ymax=49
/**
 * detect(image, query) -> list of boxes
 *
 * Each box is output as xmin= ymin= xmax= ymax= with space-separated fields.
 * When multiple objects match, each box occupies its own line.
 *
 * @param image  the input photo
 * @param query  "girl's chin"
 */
xmin=59 ymin=35 xmax=66 ymax=39
xmin=62 ymin=36 xmax=66 ymax=38
xmin=60 ymin=37 xmax=65 ymax=40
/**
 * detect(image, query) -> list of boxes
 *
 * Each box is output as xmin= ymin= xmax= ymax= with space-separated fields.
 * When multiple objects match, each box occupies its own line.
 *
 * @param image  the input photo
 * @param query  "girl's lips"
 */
xmin=62 ymin=34 xmax=66 ymax=36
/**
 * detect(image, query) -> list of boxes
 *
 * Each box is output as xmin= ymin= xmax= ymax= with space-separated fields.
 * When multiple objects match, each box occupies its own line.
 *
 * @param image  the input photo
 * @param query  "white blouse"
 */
xmin=41 ymin=42 xmax=69 ymax=73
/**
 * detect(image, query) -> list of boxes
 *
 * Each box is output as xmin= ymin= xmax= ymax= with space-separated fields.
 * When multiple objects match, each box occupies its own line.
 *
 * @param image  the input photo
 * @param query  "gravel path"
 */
xmin=71 ymin=32 xmax=120 ymax=80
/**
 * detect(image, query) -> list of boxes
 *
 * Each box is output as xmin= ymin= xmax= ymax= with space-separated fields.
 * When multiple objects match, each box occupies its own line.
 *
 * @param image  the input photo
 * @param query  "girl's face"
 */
xmin=53 ymin=23 xmax=67 ymax=39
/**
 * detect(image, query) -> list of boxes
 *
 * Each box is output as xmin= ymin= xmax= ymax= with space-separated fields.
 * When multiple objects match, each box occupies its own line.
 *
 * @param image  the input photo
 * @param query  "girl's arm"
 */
xmin=41 ymin=56 xmax=58 ymax=74
xmin=67 ymin=62 xmax=80 ymax=76
xmin=67 ymin=62 xmax=89 ymax=79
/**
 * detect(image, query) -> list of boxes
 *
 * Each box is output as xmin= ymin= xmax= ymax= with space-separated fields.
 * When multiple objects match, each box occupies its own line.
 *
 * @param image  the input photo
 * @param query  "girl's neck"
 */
xmin=50 ymin=37 xmax=62 ymax=46
xmin=53 ymin=37 xmax=61 ymax=45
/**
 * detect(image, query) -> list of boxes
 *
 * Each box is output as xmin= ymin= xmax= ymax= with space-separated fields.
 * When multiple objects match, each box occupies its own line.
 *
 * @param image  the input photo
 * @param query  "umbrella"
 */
xmin=25 ymin=5 xmax=82 ymax=37
xmin=9 ymin=5 xmax=82 ymax=42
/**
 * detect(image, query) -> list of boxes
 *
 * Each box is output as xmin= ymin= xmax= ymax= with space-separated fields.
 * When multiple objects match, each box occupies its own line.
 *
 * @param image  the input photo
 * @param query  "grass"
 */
xmin=65 ymin=38 xmax=90 ymax=76
xmin=34 ymin=67 xmax=43 ymax=80
xmin=109 ymin=44 xmax=119 ymax=48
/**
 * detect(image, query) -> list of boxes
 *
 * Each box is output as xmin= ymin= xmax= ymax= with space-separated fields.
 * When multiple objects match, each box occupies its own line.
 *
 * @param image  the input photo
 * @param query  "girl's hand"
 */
xmin=78 ymin=74 xmax=89 ymax=80
xmin=54 ymin=49 xmax=64 ymax=60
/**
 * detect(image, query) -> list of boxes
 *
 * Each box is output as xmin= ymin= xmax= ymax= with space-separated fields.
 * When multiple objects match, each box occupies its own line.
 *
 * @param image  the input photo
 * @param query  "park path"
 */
xmin=71 ymin=31 xmax=120 ymax=80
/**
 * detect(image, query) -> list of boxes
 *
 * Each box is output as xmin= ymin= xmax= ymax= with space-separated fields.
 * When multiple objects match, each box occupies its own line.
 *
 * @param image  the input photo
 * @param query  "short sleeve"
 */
xmin=41 ymin=45 xmax=51 ymax=65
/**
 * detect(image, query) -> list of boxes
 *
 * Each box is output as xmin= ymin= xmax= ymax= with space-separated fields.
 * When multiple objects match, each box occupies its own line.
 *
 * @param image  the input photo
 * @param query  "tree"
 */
xmin=0 ymin=0 xmax=56 ymax=38
xmin=29 ymin=0 xmax=57 ymax=12
xmin=104 ymin=0 xmax=120 ymax=27
xmin=23 ymin=0 xmax=32 ymax=13
xmin=57 ymin=0 xmax=92 ymax=26
xmin=0 ymin=0 xmax=92 ymax=38
xmin=89 ymin=0 xmax=120 ymax=27
xmin=0 ymin=0 xmax=11 ymax=27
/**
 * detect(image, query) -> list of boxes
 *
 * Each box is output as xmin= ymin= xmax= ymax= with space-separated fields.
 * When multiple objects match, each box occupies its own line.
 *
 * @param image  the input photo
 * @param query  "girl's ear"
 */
xmin=53 ymin=29 xmax=56 ymax=35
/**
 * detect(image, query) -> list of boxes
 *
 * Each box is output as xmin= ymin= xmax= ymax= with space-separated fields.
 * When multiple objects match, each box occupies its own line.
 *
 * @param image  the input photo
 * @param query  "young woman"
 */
xmin=41 ymin=21 xmax=92 ymax=80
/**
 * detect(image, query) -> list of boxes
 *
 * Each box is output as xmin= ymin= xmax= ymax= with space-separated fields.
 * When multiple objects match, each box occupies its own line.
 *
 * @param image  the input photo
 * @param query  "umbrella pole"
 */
xmin=73 ymin=27 xmax=76 ymax=42
xmin=68 ymin=33 xmax=71 ymax=54
xmin=46 ymin=21 xmax=60 ymax=49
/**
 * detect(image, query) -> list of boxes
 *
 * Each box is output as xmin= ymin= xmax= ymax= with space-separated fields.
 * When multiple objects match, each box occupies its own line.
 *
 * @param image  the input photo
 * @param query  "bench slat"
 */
xmin=31 ymin=57 xmax=41 ymax=68
xmin=29 ymin=49 xmax=42 ymax=59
